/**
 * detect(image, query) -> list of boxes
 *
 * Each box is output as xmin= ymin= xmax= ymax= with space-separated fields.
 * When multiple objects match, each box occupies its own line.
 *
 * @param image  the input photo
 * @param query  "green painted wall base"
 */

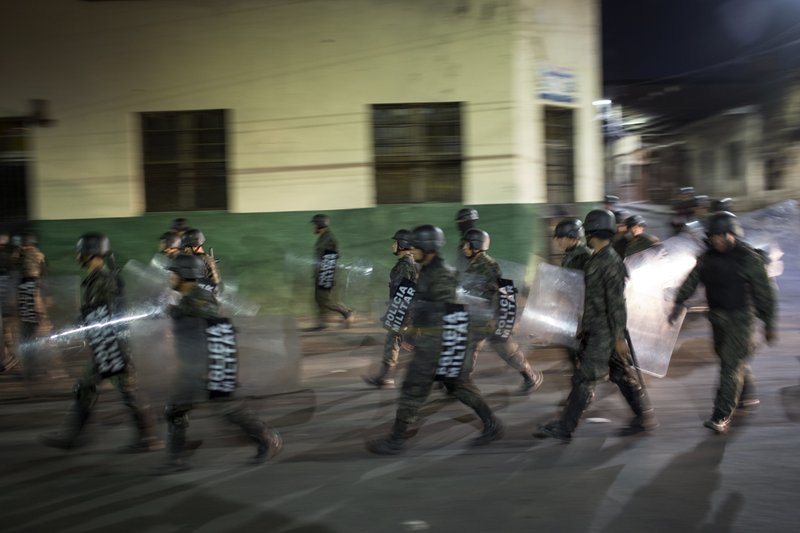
xmin=32 ymin=203 xmax=589 ymax=316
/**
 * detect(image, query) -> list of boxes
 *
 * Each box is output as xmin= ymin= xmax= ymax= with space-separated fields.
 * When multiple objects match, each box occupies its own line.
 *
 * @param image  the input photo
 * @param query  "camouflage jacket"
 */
xmin=16 ymin=247 xmax=46 ymax=279
xmin=675 ymin=241 xmax=775 ymax=329
xmin=561 ymin=243 xmax=591 ymax=271
xmin=412 ymin=255 xmax=457 ymax=328
xmin=314 ymin=230 xmax=338 ymax=260
xmin=198 ymin=253 xmax=222 ymax=288
xmin=171 ymin=285 xmax=220 ymax=320
xmin=624 ymin=233 xmax=659 ymax=258
xmin=81 ymin=266 xmax=121 ymax=314
xmin=611 ymin=234 xmax=629 ymax=258
xmin=581 ymin=244 xmax=628 ymax=341
xmin=461 ymin=252 xmax=502 ymax=305
xmin=389 ymin=255 xmax=419 ymax=298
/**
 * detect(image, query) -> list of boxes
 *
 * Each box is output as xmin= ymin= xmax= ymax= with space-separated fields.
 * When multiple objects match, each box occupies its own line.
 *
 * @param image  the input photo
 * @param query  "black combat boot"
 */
xmin=253 ymin=428 xmax=283 ymax=464
xmin=122 ymin=406 xmax=164 ymax=453
xmin=366 ymin=419 xmax=409 ymax=455
xmin=362 ymin=363 xmax=395 ymax=388
xmin=39 ymin=403 xmax=92 ymax=450
xmin=533 ymin=420 xmax=572 ymax=442
xmin=617 ymin=384 xmax=659 ymax=436
xmin=473 ymin=415 xmax=505 ymax=446
xmin=517 ymin=369 xmax=544 ymax=395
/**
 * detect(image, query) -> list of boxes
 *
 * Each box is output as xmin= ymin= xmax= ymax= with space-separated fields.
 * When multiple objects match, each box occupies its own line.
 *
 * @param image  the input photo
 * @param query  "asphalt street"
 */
xmin=0 ymin=207 xmax=798 ymax=533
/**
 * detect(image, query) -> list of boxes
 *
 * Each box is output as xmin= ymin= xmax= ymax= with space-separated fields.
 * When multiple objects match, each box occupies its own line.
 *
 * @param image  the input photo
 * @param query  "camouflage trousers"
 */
xmin=396 ymin=333 xmax=494 ymax=427
xmin=465 ymin=325 xmax=534 ymax=378
xmin=65 ymin=356 xmax=157 ymax=443
xmin=560 ymin=330 xmax=648 ymax=434
xmin=709 ymin=308 xmax=757 ymax=420
xmin=314 ymin=288 xmax=350 ymax=323
xmin=164 ymin=396 xmax=267 ymax=458
xmin=381 ymin=331 xmax=403 ymax=369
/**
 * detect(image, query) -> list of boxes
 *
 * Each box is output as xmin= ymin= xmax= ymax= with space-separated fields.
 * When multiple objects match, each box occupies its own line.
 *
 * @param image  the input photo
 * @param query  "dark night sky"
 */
xmin=602 ymin=0 xmax=800 ymax=82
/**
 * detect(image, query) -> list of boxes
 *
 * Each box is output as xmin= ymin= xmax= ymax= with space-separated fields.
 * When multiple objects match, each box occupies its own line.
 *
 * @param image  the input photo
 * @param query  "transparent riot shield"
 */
xmin=518 ymin=263 xmax=584 ymax=349
xmin=624 ymin=233 xmax=700 ymax=377
xmin=339 ymin=257 xmax=377 ymax=315
xmin=131 ymin=314 xmax=302 ymax=405
xmin=494 ymin=259 xmax=529 ymax=295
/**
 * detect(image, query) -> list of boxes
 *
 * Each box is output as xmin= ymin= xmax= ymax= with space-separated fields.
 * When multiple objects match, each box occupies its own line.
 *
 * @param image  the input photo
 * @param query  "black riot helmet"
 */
xmin=711 ymin=197 xmax=732 ymax=213
xmin=553 ymin=218 xmax=583 ymax=240
xmin=311 ymin=214 xmax=330 ymax=228
xmin=612 ymin=209 xmax=631 ymax=226
xmin=392 ymin=229 xmax=413 ymax=250
xmin=21 ymin=233 xmax=38 ymax=246
xmin=171 ymin=218 xmax=189 ymax=233
xmin=181 ymin=228 xmax=206 ymax=249
xmin=625 ymin=214 xmax=646 ymax=229
xmin=169 ymin=253 xmax=206 ymax=281
xmin=603 ymin=194 xmax=620 ymax=206
xmin=455 ymin=208 xmax=479 ymax=222
xmin=160 ymin=231 xmax=181 ymax=250
xmin=410 ymin=224 xmax=445 ymax=253
xmin=463 ymin=228 xmax=490 ymax=251
xmin=584 ymin=209 xmax=616 ymax=239
xmin=706 ymin=211 xmax=742 ymax=237
xmin=76 ymin=232 xmax=110 ymax=263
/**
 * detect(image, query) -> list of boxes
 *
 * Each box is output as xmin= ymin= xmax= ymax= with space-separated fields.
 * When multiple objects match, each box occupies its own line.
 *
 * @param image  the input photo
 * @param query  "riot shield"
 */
xmin=518 ymin=263 xmax=584 ymax=349
xmin=494 ymin=259 xmax=529 ymax=295
xmin=132 ymin=314 xmax=302 ymax=405
xmin=624 ymin=233 xmax=699 ymax=377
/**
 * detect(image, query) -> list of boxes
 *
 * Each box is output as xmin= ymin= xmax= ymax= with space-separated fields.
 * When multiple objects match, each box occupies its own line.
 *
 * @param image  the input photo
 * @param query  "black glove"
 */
xmin=667 ymin=304 xmax=684 ymax=325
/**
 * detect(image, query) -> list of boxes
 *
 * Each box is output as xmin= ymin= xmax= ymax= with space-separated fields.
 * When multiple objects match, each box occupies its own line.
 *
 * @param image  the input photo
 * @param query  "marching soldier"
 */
xmin=623 ymin=215 xmax=660 ymax=258
xmin=535 ymin=209 xmax=657 ymax=442
xmin=668 ymin=212 xmax=776 ymax=434
xmin=309 ymin=214 xmax=353 ymax=331
xmin=181 ymin=228 xmax=221 ymax=294
xmin=0 ymin=231 xmax=17 ymax=372
xmin=454 ymin=208 xmax=479 ymax=273
xmin=611 ymin=209 xmax=631 ymax=257
xmin=14 ymin=233 xmax=50 ymax=346
xmin=40 ymin=233 xmax=162 ymax=452
xmin=363 ymin=229 xmax=419 ymax=388
xmin=367 ymin=225 xmax=503 ymax=455
xmin=553 ymin=218 xmax=591 ymax=271
xmin=162 ymin=253 xmax=282 ymax=471
xmin=459 ymin=228 xmax=543 ymax=394
xmin=553 ymin=218 xmax=591 ymax=372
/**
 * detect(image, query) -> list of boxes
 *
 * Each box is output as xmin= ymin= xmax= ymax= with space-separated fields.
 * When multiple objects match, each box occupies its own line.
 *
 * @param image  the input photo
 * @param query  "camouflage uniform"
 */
xmin=15 ymin=245 xmax=50 ymax=342
xmin=611 ymin=233 xmax=629 ymax=258
xmin=561 ymin=243 xmax=591 ymax=271
xmin=459 ymin=251 xmax=538 ymax=388
xmin=373 ymin=255 xmax=500 ymax=451
xmin=624 ymin=233 xmax=659 ymax=258
xmin=560 ymin=243 xmax=591 ymax=369
xmin=0 ymin=243 xmax=16 ymax=369
xmin=380 ymin=255 xmax=419 ymax=374
xmin=166 ymin=285 xmax=281 ymax=465
xmin=47 ymin=265 xmax=159 ymax=449
xmin=558 ymin=245 xmax=650 ymax=435
xmin=674 ymin=241 xmax=775 ymax=421
xmin=313 ymin=229 xmax=351 ymax=324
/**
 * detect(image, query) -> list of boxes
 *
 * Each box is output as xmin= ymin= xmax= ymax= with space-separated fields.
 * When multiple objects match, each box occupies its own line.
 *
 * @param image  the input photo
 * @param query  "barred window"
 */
xmin=372 ymin=102 xmax=463 ymax=204
xmin=141 ymin=109 xmax=228 ymax=212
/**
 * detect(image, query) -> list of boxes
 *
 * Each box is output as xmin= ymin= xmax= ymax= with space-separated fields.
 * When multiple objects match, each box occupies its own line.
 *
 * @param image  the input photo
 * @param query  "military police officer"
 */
xmin=459 ymin=228 xmax=543 ymax=394
xmin=0 ymin=231 xmax=17 ymax=372
xmin=669 ymin=212 xmax=776 ymax=434
xmin=161 ymin=253 xmax=282 ymax=471
xmin=181 ymin=228 xmax=221 ymax=294
xmin=454 ymin=208 xmax=479 ymax=273
xmin=623 ymin=215 xmax=660 ymax=258
xmin=367 ymin=225 xmax=503 ymax=455
xmin=40 ymin=233 xmax=162 ymax=452
xmin=309 ymin=214 xmax=353 ymax=331
xmin=553 ymin=218 xmax=591 ymax=271
xmin=363 ymin=229 xmax=419 ymax=388
xmin=535 ymin=209 xmax=656 ymax=441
